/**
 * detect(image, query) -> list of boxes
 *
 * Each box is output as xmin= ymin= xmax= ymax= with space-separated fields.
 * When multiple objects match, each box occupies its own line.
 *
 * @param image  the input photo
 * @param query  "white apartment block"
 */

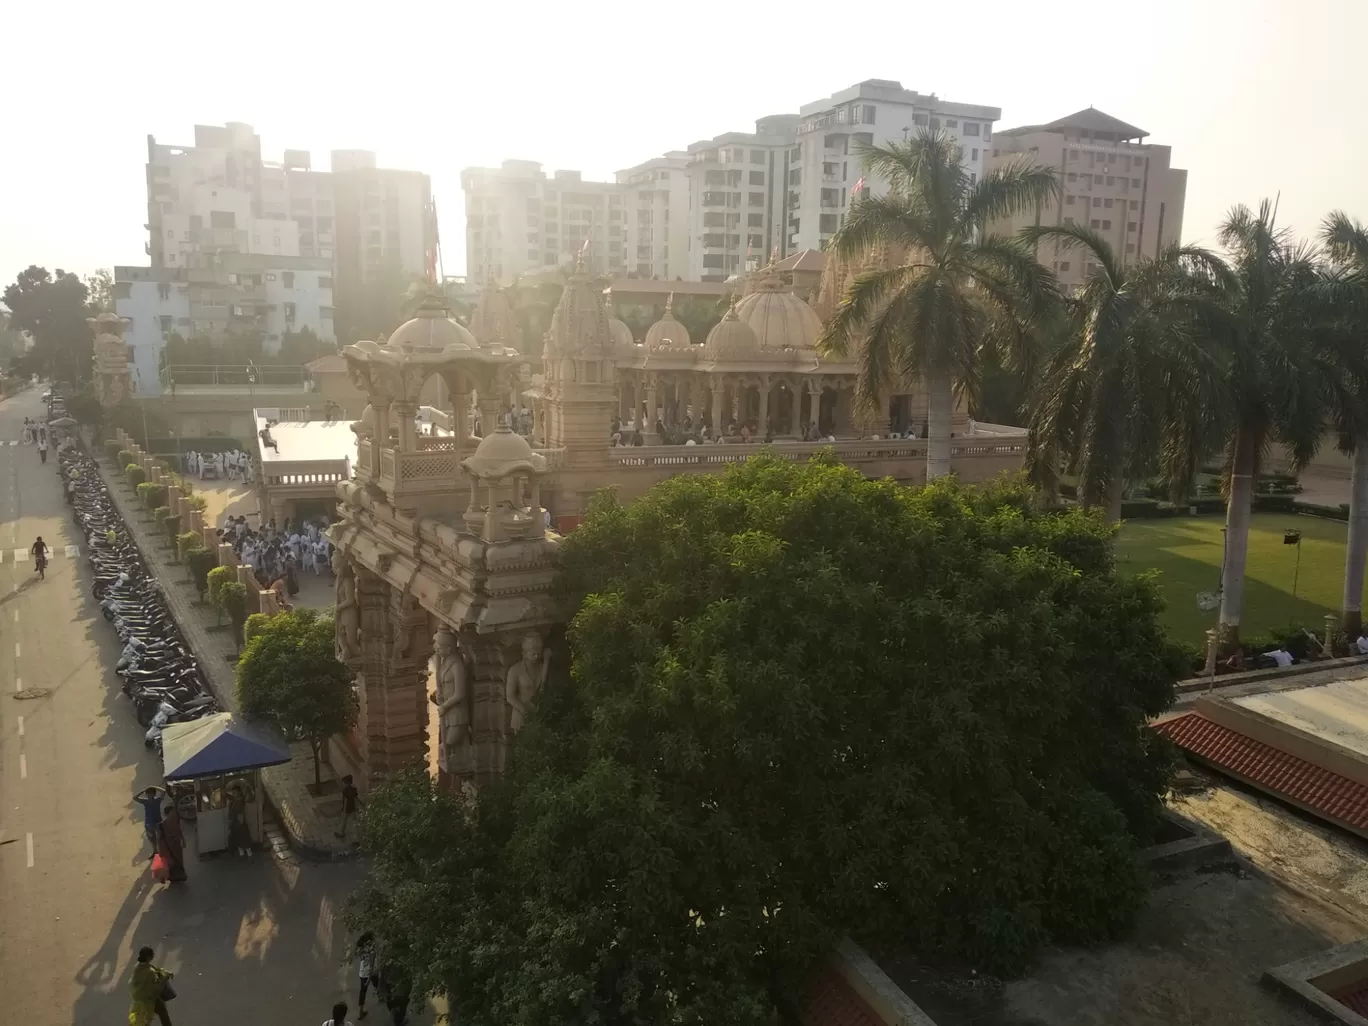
xmin=114 ymin=257 xmax=335 ymax=394
xmin=328 ymin=149 xmax=433 ymax=295
xmin=789 ymin=81 xmax=999 ymax=253
xmin=461 ymin=161 xmax=626 ymax=284
xmin=616 ymin=154 xmax=691 ymax=280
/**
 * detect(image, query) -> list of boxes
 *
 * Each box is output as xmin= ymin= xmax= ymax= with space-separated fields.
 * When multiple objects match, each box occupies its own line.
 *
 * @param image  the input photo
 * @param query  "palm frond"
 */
xmin=960 ymin=158 xmax=1060 ymax=233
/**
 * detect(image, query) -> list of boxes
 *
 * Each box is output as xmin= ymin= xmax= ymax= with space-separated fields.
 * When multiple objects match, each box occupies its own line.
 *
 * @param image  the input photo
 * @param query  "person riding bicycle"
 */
xmin=31 ymin=536 xmax=49 ymax=577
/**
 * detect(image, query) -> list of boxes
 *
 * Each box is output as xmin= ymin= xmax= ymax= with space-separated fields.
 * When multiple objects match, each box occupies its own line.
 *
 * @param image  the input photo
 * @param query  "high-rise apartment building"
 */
xmin=616 ymin=154 xmax=691 ymax=280
xmin=122 ymin=122 xmax=433 ymax=388
xmin=790 ymin=81 xmax=998 ymax=253
xmin=461 ymin=161 xmax=626 ymax=284
xmin=984 ymin=109 xmax=1187 ymax=289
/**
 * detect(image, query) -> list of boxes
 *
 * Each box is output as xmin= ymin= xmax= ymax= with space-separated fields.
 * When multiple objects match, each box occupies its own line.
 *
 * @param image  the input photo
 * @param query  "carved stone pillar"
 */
xmin=709 ymin=384 xmax=723 ymax=434
xmin=448 ymin=631 xmax=520 ymax=786
xmin=758 ymin=375 xmax=771 ymax=435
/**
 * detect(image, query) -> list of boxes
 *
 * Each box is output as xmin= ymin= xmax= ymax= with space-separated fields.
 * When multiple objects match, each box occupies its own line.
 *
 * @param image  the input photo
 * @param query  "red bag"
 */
xmin=151 ymin=853 xmax=169 ymax=883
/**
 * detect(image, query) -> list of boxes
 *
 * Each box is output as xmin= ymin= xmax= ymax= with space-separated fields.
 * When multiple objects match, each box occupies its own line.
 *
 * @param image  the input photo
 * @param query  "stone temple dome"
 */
xmin=387 ymin=292 xmax=480 ymax=351
xmin=462 ymin=424 xmax=547 ymax=479
xmin=604 ymin=294 xmax=635 ymax=351
xmin=644 ymin=293 xmax=691 ymax=349
xmin=704 ymin=303 xmax=758 ymax=361
xmin=734 ymin=271 xmax=822 ymax=349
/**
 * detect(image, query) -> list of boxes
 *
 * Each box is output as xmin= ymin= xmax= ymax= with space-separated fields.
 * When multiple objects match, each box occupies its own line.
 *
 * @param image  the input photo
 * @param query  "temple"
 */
xmin=323 ymin=259 xmax=1027 ymax=789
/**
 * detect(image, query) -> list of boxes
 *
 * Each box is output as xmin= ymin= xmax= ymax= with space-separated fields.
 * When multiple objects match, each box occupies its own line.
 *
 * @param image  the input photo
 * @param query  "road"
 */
xmin=0 ymin=389 xmax=368 ymax=1025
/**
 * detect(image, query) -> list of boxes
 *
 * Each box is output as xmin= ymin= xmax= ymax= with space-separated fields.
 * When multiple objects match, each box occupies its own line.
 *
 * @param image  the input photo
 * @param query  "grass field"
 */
xmin=1115 ymin=513 xmax=1356 ymax=646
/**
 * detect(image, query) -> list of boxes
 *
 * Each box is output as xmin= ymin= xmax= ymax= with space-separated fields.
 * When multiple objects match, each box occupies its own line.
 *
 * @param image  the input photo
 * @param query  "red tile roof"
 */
xmin=1334 ymin=985 xmax=1368 ymax=1017
xmin=800 ymin=964 xmax=883 ymax=1026
xmin=1157 ymin=713 xmax=1368 ymax=832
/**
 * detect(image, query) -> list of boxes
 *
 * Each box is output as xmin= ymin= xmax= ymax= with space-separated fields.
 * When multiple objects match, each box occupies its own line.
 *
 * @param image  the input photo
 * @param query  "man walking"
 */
xmin=335 ymin=775 xmax=360 ymax=840
xmin=133 ymin=786 xmax=166 ymax=858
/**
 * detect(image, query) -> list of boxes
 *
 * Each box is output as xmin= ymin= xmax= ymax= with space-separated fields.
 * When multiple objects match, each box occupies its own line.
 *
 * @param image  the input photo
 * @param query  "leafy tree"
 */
xmin=235 ymin=608 xmax=357 ymax=786
xmin=276 ymin=326 xmax=333 ymax=365
xmin=1022 ymin=225 xmax=1224 ymax=520
xmin=673 ymin=294 xmax=728 ymax=342
xmin=353 ymin=456 xmax=1180 ymax=1022
xmin=176 ymin=530 xmax=203 ymax=562
xmin=206 ymin=564 xmax=235 ymax=622
xmin=83 ymin=268 xmax=114 ymax=313
xmin=819 ymin=131 xmax=1059 ymax=480
xmin=2 ymin=266 xmax=92 ymax=385
xmin=64 ymin=390 xmax=103 ymax=428
xmin=1319 ymin=212 xmax=1368 ymax=634
xmin=218 ymin=581 xmax=249 ymax=653
xmin=335 ymin=258 xmax=424 ymax=344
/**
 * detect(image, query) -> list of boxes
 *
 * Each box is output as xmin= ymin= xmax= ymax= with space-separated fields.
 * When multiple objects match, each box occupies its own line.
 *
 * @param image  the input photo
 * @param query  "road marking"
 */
xmin=11 ymin=610 xmax=16 ymax=623
xmin=13 ymin=643 xmax=18 ymax=658
xmin=6 ymin=441 xmax=14 ymax=447
xmin=64 ymin=545 xmax=78 ymax=557
xmin=18 ymin=754 xmax=25 ymax=779
xmin=13 ymin=677 xmax=18 ymax=692
xmin=11 ymin=549 xmax=26 ymax=563
xmin=16 ymin=716 xmax=23 ymax=736
xmin=25 ymin=833 xmax=33 ymax=868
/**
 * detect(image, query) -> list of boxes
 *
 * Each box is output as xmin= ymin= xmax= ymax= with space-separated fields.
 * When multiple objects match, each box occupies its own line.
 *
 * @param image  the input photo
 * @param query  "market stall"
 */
xmin=161 ymin=713 xmax=291 ymax=855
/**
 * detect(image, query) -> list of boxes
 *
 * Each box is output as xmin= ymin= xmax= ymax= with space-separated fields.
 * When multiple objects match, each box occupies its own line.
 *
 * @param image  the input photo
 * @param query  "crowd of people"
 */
xmin=218 ymin=513 xmax=334 ymax=606
xmin=179 ymin=448 xmax=254 ymax=482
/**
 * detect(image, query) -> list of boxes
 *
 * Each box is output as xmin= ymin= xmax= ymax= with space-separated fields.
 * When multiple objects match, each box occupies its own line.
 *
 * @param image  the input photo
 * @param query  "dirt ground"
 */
xmin=875 ymin=775 xmax=1368 ymax=1026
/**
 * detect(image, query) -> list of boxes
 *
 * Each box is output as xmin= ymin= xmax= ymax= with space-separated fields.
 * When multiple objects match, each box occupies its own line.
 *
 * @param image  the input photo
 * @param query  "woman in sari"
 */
xmin=156 ymin=805 xmax=188 ymax=882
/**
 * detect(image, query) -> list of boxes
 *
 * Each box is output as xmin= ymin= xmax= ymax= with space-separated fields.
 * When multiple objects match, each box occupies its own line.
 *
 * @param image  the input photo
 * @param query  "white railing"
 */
xmin=609 ymin=436 xmax=1026 ymax=469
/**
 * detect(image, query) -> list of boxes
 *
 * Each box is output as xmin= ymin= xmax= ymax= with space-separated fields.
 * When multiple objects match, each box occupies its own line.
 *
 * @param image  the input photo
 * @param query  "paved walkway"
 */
xmin=95 ymin=454 xmax=356 ymax=858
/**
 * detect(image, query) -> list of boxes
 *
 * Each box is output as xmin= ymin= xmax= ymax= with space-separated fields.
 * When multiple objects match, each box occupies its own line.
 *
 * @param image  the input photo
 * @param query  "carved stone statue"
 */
xmin=431 ymin=627 xmax=469 ymax=772
xmin=334 ymin=555 xmax=361 ymax=662
xmin=505 ymin=631 xmax=549 ymax=734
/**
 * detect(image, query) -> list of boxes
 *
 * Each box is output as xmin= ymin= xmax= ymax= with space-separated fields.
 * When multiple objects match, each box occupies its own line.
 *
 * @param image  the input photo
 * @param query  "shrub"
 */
xmin=125 ymin=464 xmax=146 ymax=489
xmin=218 ymin=581 xmax=249 ymax=651
xmin=182 ymin=493 xmax=208 ymax=513
xmin=104 ymin=440 xmax=123 ymax=464
xmin=163 ymin=513 xmax=181 ymax=548
xmin=1251 ymin=495 xmax=1297 ymax=514
xmin=152 ymin=505 xmax=171 ymax=522
xmin=117 ymin=449 xmax=136 ymax=468
xmin=137 ymin=482 xmax=167 ymax=510
xmin=177 ymin=531 xmax=205 ymax=561
xmin=1295 ymin=501 xmax=1350 ymax=521
xmin=186 ymin=548 xmax=218 ymax=603
xmin=206 ymin=564 xmax=236 ymax=613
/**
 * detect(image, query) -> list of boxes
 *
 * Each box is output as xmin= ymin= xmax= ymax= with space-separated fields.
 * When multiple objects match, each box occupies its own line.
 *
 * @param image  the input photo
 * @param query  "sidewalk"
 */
xmin=95 ymin=454 xmax=357 ymax=859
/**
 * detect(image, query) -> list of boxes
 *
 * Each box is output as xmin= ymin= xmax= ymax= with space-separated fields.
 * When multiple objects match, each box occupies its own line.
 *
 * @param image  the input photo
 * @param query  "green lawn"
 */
xmin=1115 ymin=513 xmax=1356 ymax=646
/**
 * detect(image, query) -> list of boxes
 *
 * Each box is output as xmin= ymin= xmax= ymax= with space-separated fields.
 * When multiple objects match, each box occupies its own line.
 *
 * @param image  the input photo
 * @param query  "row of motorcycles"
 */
xmin=58 ymin=445 xmax=219 ymax=775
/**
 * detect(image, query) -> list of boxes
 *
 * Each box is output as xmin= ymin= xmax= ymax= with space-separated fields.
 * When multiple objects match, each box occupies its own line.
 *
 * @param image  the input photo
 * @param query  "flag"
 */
xmin=425 ymin=199 xmax=439 ymax=285
xmin=852 ymin=176 xmax=866 ymax=197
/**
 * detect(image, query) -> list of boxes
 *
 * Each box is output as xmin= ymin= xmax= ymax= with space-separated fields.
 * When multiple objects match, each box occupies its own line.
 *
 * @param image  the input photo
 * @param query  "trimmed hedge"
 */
xmin=182 ymin=493 xmax=207 ymax=513
xmin=163 ymin=513 xmax=182 ymax=548
xmin=125 ymin=464 xmax=146 ymax=488
xmin=186 ymin=548 xmax=218 ymax=602
xmin=1295 ymin=501 xmax=1351 ymax=522
xmin=177 ymin=530 xmax=205 ymax=561
xmin=104 ymin=440 xmax=123 ymax=464
xmin=137 ymin=482 xmax=168 ymax=510
xmin=1116 ymin=494 xmax=1300 ymax=519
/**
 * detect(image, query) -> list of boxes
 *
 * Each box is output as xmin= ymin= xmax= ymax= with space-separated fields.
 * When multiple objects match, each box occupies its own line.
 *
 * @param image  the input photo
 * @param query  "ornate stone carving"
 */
xmin=334 ymin=554 xmax=361 ymax=663
xmin=432 ymin=626 xmax=471 ymax=773
xmin=505 ymin=630 xmax=550 ymax=734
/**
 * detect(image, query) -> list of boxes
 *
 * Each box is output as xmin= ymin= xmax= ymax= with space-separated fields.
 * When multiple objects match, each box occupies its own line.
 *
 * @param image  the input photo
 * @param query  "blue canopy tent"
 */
xmin=161 ymin=713 xmax=291 ymax=853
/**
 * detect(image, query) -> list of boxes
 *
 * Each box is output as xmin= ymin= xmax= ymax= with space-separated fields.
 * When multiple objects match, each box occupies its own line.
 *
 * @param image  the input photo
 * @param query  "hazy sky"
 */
xmin=1 ymin=0 xmax=1362 ymax=288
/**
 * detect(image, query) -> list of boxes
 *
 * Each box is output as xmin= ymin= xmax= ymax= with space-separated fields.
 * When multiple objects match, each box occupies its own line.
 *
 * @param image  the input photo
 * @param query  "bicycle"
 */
xmin=35 ymin=555 xmax=47 ymax=580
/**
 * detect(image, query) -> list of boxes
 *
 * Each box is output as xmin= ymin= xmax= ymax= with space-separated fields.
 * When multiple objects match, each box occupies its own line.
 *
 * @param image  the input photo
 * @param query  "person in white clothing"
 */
xmin=1264 ymin=648 xmax=1294 ymax=668
xmin=1355 ymin=634 xmax=1368 ymax=656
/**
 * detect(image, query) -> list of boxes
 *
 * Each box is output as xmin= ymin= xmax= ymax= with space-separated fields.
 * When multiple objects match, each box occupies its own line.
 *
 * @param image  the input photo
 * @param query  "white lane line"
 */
xmin=11 ymin=610 xmax=16 ymax=623
xmin=18 ymin=754 xmax=25 ymax=779
xmin=17 ymin=716 xmax=23 ymax=736
xmin=25 ymin=833 xmax=33 ymax=868
xmin=13 ymin=642 xmax=18 ymax=658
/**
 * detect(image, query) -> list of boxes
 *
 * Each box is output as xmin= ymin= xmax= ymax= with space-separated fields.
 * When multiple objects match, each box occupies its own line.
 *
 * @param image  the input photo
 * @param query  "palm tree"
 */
xmin=1319 ymin=213 xmax=1368 ymax=634
xmin=817 ymin=131 xmax=1060 ymax=480
xmin=1021 ymin=225 xmax=1225 ymax=522
xmin=1202 ymin=201 xmax=1324 ymax=653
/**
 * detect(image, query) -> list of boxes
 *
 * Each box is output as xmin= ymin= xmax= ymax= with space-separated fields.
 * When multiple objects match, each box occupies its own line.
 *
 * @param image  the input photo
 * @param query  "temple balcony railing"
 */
xmin=608 ymin=436 xmax=1026 ymax=469
xmin=261 ymin=459 xmax=350 ymax=490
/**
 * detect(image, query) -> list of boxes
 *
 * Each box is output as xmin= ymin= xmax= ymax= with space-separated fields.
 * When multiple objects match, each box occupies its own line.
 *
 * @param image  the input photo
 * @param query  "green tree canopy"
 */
xmin=2 ymin=265 xmax=92 ymax=385
xmin=235 ymin=608 xmax=357 ymax=785
xmin=354 ymin=456 xmax=1180 ymax=1023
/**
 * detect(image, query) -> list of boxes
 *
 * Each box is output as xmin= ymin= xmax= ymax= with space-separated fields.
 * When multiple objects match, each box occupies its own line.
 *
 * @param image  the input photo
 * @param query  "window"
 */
xmin=788 ymin=169 xmax=801 ymax=185
xmin=963 ymin=122 xmax=980 ymax=136
xmin=319 ymin=276 xmax=333 ymax=289
xmin=929 ymin=117 xmax=940 ymax=130
xmin=1093 ymin=198 xmax=1102 ymax=208
xmin=1101 ymin=219 xmax=1112 ymax=230
xmin=1090 ymin=219 xmax=1100 ymax=228
xmin=1106 ymin=176 xmax=1115 ymax=186
xmin=747 ymin=213 xmax=763 ymax=227
xmin=156 ymin=283 xmax=171 ymax=301
xmin=282 ymin=271 xmax=295 ymax=288
xmin=751 ymin=149 xmax=766 ymax=164
xmin=1129 ymin=200 xmax=1139 ymax=210
xmin=1067 ymin=172 xmax=1077 ymax=182
xmin=1059 ymin=261 xmax=1070 ymax=272
xmin=820 ymin=188 xmax=840 ymax=207
xmin=945 ymin=119 xmax=958 ymax=129
xmin=913 ymin=113 xmax=929 ymax=126
xmin=749 ymin=170 xmax=765 ymax=185
xmin=1069 ymin=149 xmax=1080 ymax=160
xmin=862 ymin=105 xmax=876 ymax=124
xmin=1064 ymin=217 xmax=1075 ymax=225
xmin=820 ymin=214 xmax=838 ymax=233
xmin=993 ymin=149 xmax=1000 ymax=157
xmin=1065 ymin=195 xmax=1076 ymax=205
xmin=1104 ymin=198 xmax=1114 ymax=208
xmin=1126 ymin=244 xmax=1136 ymax=254
xmin=749 ymin=192 xmax=765 ymax=206
xmin=983 ymin=126 xmax=991 ymax=141
xmin=1127 ymin=222 xmax=1137 ymax=232
xmin=1132 ymin=178 xmax=1141 ymax=188
xmin=284 ymin=302 xmax=297 ymax=320
xmin=158 ymin=315 xmax=172 ymax=332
